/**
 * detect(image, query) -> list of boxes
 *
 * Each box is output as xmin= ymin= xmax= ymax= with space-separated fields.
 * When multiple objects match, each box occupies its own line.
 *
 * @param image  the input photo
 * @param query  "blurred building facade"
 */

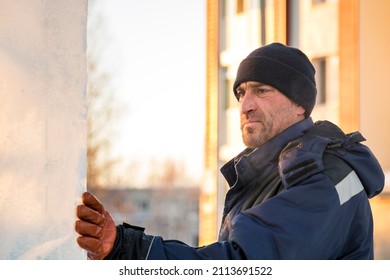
xmin=202 ymin=0 xmax=390 ymax=259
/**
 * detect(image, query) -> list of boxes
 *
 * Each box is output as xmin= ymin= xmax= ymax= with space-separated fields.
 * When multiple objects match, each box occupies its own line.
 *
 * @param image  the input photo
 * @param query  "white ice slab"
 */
xmin=0 ymin=0 xmax=87 ymax=259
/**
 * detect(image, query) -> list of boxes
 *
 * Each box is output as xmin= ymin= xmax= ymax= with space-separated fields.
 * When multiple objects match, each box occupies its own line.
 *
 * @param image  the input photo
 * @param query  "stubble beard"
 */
xmin=241 ymin=121 xmax=271 ymax=149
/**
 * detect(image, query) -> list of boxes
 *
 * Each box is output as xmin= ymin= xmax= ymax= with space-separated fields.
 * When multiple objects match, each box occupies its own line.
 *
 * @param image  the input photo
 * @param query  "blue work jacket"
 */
xmin=106 ymin=118 xmax=384 ymax=260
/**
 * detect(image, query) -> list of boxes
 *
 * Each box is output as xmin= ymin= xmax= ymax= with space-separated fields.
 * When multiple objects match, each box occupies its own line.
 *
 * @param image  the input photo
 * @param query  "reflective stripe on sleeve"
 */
xmin=335 ymin=170 xmax=364 ymax=205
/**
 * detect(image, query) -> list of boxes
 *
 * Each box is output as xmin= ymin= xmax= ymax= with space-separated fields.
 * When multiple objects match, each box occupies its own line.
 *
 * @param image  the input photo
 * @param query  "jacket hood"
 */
xmin=282 ymin=121 xmax=385 ymax=198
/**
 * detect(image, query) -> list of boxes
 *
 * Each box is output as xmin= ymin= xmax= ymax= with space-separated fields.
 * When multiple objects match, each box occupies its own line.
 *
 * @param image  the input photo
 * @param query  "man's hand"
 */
xmin=75 ymin=192 xmax=117 ymax=260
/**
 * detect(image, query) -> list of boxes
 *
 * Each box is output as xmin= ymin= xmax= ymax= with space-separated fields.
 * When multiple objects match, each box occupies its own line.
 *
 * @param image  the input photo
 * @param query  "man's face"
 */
xmin=236 ymin=81 xmax=305 ymax=148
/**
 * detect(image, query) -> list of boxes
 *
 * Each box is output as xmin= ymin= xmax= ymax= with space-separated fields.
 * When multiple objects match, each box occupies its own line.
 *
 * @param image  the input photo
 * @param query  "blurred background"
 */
xmin=88 ymin=0 xmax=390 ymax=259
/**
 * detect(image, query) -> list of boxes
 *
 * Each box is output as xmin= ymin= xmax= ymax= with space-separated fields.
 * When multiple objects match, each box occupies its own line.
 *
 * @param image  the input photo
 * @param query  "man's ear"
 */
xmin=297 ymin=105 xmax=306 ymax=117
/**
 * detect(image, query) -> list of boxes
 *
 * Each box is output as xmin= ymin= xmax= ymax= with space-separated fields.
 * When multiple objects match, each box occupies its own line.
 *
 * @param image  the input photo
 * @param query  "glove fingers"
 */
xmin=76 ymin=204 xmax=105 ymax=226
xmin=81 ymin=192 xmax=105 ymax=214
xmin=76 ymin=236 xmax=104 ymax=259
xmin=75 ymin=220 xmax=102 ymax=238
xmin=75 ymin=192 xmax=117 ymax=260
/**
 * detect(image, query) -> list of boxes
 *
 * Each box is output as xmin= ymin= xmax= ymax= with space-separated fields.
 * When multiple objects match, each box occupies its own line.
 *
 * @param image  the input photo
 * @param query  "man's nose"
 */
xmin=240 ymin=92 xmax=256 ymax=115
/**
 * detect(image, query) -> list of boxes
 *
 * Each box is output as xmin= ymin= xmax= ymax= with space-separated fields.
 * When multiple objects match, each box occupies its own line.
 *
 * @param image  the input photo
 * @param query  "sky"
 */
xmin=89 ymin=0 xmax=206 ymax=186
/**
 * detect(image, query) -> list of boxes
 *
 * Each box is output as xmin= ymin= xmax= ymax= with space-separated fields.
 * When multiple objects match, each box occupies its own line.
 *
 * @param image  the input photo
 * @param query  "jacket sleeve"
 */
xmin=105 ymin=223 xmax=247 ymax=260
xmin=148 ymin=238 xmax=248 ymax=260
xmin=104 ymin=223 xmax=154 ymax=260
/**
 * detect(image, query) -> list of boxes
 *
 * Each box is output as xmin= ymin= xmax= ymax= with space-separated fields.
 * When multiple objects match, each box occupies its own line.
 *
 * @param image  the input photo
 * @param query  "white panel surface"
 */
xmin=0 ymin=0 xmax=87 ymax=259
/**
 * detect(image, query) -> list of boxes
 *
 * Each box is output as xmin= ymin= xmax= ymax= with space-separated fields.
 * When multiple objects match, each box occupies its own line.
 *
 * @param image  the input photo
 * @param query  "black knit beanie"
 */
xmin=233 ymin=43 xmax=317 ymax=118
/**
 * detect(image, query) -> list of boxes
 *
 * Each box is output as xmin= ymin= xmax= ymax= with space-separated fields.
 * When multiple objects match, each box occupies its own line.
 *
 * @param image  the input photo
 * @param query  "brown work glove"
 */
xmin=75 ymin=192 xmax=117 ymax=260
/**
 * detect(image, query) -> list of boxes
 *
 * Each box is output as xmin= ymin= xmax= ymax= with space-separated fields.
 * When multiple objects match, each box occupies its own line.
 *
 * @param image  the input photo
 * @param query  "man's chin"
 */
xmin=242 ymin=132 xmax=267 ymax=149
xmin=243 ymin=135 xmax=258 ymax=149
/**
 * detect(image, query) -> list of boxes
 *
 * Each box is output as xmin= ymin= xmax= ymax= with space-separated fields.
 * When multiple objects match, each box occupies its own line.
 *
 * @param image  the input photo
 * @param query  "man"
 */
xmin=75 ymin=43 xmax=384 ymax=259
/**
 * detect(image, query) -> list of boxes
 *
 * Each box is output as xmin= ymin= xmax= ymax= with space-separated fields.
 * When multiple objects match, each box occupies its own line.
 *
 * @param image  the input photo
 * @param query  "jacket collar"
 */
xmin=220 ymin=118 xmax=314 ymax=187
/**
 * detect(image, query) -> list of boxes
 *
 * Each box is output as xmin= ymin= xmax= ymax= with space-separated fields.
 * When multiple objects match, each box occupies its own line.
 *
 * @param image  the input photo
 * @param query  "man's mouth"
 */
xmin=242 ymin=119 xmax=262 ymax=130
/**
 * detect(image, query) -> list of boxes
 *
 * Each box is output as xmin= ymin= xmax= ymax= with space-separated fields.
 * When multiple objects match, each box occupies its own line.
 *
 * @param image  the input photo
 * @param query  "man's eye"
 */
xmin=256 ymin=87 xmax=273 ymax=95
xmin=236 ymin=91 xmax=245 ymax=100
xmin=257 ymin=88 xmax=270 ymax=94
